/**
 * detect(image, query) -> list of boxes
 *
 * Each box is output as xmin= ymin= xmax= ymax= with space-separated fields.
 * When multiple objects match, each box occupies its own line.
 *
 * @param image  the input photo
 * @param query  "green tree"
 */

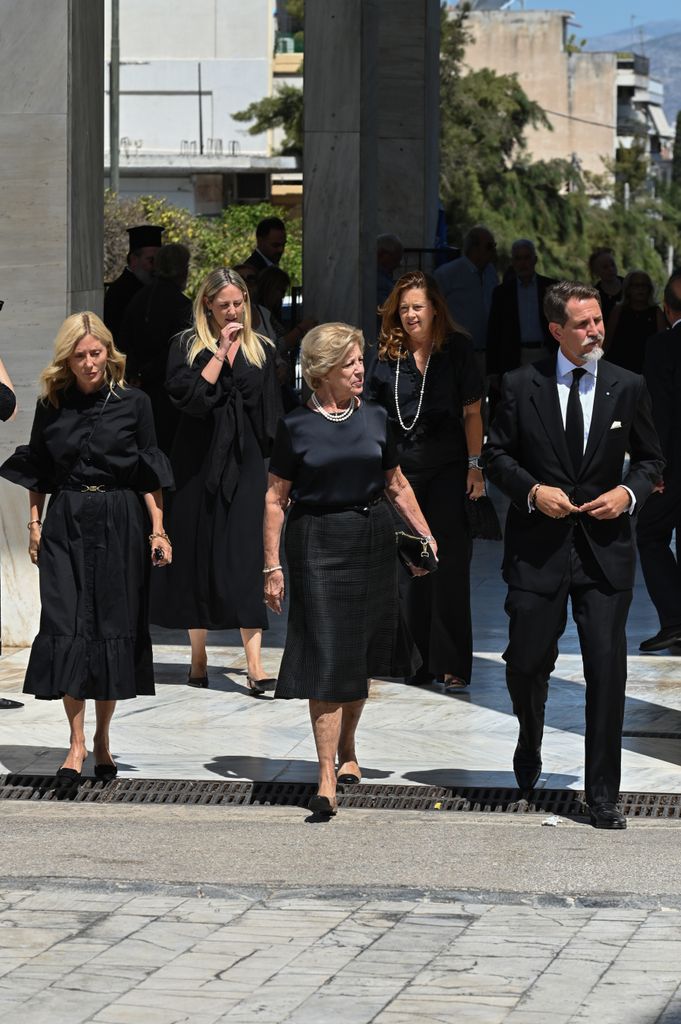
xmin=233 ymin=83 xmax=303 ymax=158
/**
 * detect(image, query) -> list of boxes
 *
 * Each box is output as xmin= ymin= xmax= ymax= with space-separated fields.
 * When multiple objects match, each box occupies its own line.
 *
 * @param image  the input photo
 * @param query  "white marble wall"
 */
xmin=303 ymin=0 xmax=440 ymax=336
xmin=0 ymin=0 xmax=104 ymax=648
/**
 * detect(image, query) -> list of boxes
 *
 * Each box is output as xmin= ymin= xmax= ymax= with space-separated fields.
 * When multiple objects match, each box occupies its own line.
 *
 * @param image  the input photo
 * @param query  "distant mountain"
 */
xmin=587 ymin=21 xmax=681 ymax=124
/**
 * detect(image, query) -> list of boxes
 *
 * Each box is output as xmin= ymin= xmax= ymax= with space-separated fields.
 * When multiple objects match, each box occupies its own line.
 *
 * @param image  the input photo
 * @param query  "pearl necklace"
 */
xmin=394 ymin=345 xmax=432 ymax=432
xmin=311 ymin=392 xmax=357 ymax=422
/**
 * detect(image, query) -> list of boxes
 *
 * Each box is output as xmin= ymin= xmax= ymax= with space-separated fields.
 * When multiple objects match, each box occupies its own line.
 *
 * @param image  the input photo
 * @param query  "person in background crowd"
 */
xmin=0 ymin=351 xmax=21 ymax=708
xmin=247 ymin=217 xmax=287 ymax=271
xmin=367 ymin=271 xmax=484 ymax=692
xmin=264 ymin=322 xmax=435 ymax=816
xmin=0 ymin=312 xmax=173 ymax=772
xmin=151 ymin=269 xmax=282 ymax=695
xmin=487 ymin=239 xmax=557 ymax=415
xmin=589 ymin=248 xmax=623 ymax=326
xmin=119 ymin=243 xmax=193 ymax=453
xmin=104 ymin=225 xmax=164 ymax=345
xmin=637 ymin=272 xmax=681 ymax=652
xmin=433 ymin=225 xmax=498 ymax=376
xmin=484 ymin=281 xmax=663 ymax=829
xmin=603 ymin=270 xmax=666 ymax=375
xmin=377 ymin=234 xmax=404 ymax=307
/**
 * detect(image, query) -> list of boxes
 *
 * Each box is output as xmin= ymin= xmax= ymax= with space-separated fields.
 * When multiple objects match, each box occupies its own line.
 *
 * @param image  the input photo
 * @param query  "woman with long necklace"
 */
xmin=263 ymin=322 xmax=435 ymax=815
xmin=367 ymin=271 xmax=484 ymax=691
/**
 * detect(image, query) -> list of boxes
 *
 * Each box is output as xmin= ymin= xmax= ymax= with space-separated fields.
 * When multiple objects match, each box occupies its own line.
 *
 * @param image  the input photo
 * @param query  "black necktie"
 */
xmin=566 ymin=367 xmax=587 ymax=475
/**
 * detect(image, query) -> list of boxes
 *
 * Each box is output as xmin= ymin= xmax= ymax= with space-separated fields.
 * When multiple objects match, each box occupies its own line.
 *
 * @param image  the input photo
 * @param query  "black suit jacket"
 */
xmin=642 ymin=322 xmax=681 ymax=477
xmin=486 ymin=274 xmax=557 ymax=376
xmin=246 ymin=249 xmax=269 ymax=272
xmin=119 ymin=278 xmax=193 ymax=384
xmin=483 ymin=357 xmax=664 ymax=593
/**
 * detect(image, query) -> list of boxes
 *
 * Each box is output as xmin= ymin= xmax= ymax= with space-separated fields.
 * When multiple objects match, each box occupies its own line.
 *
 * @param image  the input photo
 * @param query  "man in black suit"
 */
xmin=487 ymin=240 xmax=557 ymax=412
xmin=246 ymin=216 xmax=287 ymax=271
xmin=104 ymin=225 xmax=164 ymax=344
xmin=484 ymin=281 xmax=663 ymax=829
xmin=637 ymin=273 xmax=681 ymax=651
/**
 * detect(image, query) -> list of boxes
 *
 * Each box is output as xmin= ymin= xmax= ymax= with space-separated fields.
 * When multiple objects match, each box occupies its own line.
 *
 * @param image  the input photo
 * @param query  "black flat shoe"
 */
xmin=0 ymin=697 xmax=23 ymax=709
xmin=337 ymin=773 xmax=361 ymax=785
xmin=307 ymin=794 xmax=338 ymax=816
xmin=639 ymin=625 xmax=681 ymax=652
xmin=589 ymin=803 xmax=627 ymax=829
xmin=513 ymin=743 xmax=542 ymax=793
xmin=94 ymin=763 xmax=118 ymax=781
xmin=55 ymin=767 xmax=81 ymax=785
xmin=246 ymin=675 xmax=276 ymax=694
xmin=187 ymin=669 xmax=209 ymax=688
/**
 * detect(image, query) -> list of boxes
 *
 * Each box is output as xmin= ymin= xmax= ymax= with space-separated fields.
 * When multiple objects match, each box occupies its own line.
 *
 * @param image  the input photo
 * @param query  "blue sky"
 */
xmin=520 ymin=0 xmax=679 ymax=40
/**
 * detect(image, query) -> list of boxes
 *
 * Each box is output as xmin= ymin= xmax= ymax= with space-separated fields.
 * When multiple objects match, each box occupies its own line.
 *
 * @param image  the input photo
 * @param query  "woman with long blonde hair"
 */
xmin=151 ymin=268 xmax=283 ymax=693
xmin=0 ymin=312 xmax=173 ymax=781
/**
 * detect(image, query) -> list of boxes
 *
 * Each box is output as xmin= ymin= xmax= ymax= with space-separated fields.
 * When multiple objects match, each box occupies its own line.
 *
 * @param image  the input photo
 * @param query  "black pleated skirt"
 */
xmin=275 ymin=499 xmax=418 ymax=702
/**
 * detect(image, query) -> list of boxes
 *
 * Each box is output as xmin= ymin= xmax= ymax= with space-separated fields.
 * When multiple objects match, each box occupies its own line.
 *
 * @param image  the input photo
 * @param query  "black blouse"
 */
xmin=0 ymin=384 xmax=173 ymax=493
xmin=365 ymin=333 xmax=483 ymax=471
xmin=269 ymin=401 xmax=398 ymax=506
xmin=0 ymin=383 xmax=16 ymax=422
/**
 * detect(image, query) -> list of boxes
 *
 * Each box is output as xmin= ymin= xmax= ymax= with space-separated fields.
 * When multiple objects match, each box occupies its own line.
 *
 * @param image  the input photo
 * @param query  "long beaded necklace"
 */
xmin=311 ymin=391 xmax=358 ymax=422
xmin=394 ymin=345 xmax=432 ymax=432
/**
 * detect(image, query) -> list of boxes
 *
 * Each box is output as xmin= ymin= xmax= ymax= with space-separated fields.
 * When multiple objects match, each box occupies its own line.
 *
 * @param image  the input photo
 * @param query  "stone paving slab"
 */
xmin=0 ymin=879 xmax=679 ymax=1024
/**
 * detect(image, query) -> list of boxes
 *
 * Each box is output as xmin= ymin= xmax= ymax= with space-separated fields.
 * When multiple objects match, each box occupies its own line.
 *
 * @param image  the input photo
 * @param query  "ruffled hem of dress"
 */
xmin=23 ymin=634 xmax=154 ymax=701
xmin=0 ymin=445 xmax=53 ymax=492
xmin=136 ymin=447 xmax=175 ymax=492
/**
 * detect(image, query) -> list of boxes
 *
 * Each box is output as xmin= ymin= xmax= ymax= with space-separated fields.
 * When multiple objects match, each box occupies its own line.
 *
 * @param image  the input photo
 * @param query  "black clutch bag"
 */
xmin=465 ymin=495 xmax=502 ymax=541
xmin=395 ymin=531 xmax=439 ymax=573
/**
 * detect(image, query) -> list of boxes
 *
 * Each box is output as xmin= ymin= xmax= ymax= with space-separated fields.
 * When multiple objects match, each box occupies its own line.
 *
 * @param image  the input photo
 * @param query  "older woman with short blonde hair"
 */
xmin=0 ymin=311 xmax=173 ymax=779
xmin=264 ymin=322 xmax=436 ymax=815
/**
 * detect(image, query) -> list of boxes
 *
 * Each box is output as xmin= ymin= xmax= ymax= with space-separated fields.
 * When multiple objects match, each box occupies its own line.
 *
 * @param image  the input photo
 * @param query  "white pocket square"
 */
xmin=610 ymin=421 xmax=622 ymax=430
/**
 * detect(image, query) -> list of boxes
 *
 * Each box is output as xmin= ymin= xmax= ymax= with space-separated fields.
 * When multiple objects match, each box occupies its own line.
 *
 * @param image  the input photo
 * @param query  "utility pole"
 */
xmin=110 ymin=0 xmax=120 ymax=193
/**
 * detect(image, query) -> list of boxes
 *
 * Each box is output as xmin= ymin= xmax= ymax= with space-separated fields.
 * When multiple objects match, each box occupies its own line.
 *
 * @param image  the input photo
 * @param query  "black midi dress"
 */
xmin=150 ymin=336 xmax=282 ymax=630
xmin=366 ymin=335 xmax=483 ymax=683
xmin=0 ymin=384 xmax=173 ymax=700
xmin=270 ymin=401 xmax=418 ymax=702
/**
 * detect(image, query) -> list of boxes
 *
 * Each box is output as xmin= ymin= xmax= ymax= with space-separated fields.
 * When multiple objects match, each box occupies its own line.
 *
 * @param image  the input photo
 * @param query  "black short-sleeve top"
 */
xmin=269 ymin=400 xmax=398 ymax=506
xmin=365 ymin=332 xmax=483 ymax=471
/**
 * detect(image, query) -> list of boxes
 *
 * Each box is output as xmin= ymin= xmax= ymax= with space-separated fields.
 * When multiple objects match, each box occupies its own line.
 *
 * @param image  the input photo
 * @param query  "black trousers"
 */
xmin=504 ymin=534 xmax=632 ymax=806
xmin=400 ymin=461 xmax=473 ymax=681
xmin=636 ymin=482 xmax=681 ymax=629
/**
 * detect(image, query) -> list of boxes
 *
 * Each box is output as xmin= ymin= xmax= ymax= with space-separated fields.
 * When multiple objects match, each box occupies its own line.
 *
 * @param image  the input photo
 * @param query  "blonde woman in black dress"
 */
xmin=0 ymin=312 xmax=173 ymax=780
xmin=264 ymin=322 xmax=435 ymax=815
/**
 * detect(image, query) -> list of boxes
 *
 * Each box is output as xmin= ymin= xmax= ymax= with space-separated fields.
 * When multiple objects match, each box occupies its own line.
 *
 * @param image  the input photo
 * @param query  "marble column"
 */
xmin=0 ymin=0 xmax=104 ymax=648
xmin=303 ymin=0 xmax=440 ymax=338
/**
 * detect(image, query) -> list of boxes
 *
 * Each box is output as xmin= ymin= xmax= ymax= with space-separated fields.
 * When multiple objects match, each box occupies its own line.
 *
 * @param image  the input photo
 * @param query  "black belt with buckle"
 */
xmin=58 ymin=483 xmax=121 ymax=493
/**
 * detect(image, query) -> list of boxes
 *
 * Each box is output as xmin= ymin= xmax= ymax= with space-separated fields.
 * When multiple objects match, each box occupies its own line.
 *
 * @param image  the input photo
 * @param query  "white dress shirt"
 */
xmin=528 ymin=351 xmax=634 ymax=512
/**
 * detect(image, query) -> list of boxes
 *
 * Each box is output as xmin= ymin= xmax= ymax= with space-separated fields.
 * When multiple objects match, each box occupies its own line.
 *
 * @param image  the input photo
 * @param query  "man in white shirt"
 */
xmin=484 ymin=281 xmax=663 ymax=829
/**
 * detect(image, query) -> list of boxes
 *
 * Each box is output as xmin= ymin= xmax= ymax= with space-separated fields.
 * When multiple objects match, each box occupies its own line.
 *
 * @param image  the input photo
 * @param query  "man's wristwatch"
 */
xmin=467 ymin=456 xmax=483 ymax=470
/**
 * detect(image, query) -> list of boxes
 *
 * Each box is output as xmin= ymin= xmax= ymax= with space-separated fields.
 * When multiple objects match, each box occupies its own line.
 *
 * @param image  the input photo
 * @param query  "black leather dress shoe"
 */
xmin=513 ymin=744 xmax=542 ymax=792
xmin=589 ymin=803 xmax=627 ymax=829
xmin=0 ymin=697 xmax=23 ymax=709
xmin=639 ymin=625 xmax=681 ymax=652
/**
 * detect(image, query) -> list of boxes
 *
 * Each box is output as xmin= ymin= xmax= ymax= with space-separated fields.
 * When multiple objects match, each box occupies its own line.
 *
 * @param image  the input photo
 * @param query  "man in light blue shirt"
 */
xmin=434 ymin=225 xmax=498 ymax=370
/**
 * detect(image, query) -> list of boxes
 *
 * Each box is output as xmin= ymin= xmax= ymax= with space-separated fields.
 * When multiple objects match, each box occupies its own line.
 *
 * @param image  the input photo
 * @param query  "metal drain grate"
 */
xmin=1 ymin=775 xmax=680 ymax=817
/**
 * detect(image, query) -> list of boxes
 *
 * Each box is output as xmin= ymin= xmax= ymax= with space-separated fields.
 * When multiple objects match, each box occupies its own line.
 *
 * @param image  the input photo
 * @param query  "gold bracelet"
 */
xmin=27 ymin=519 xmax=42 ymax=529
xmin=149 ymin=531 xmax=170 ymax=544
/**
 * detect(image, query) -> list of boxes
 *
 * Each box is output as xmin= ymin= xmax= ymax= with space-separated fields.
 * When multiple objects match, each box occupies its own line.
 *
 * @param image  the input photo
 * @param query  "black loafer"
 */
xmin=513 ymin=744 xmax=542 ymax=793
xmin=55 ymin=767 xmax=81 ymax=786
xmin=589 ymin=802 xmax=627 ymax=829
xmin=0 ymin=697 xmax=23 ymax=709
xmin=639 ymin=626 xmax=681 ymax=652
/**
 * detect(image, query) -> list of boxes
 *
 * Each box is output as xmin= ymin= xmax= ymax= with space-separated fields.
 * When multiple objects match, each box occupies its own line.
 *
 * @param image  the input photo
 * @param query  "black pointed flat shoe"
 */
xmin=337 ymin=773 xmax=361 ymax=785
xmin=187 ymin=669 xmax=209 ymax=688
xmin=94 ymin=763 xmax=118 ymax=781
xmin=307 ymin=794 xmax=338 ymax=816
xmin=0 ymin=697 xmax=23 ymax=709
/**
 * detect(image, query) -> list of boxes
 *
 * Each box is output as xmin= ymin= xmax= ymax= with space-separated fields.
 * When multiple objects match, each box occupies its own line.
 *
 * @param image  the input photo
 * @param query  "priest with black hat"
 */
xmin=104 ymin=225 xmax=164 ymax=344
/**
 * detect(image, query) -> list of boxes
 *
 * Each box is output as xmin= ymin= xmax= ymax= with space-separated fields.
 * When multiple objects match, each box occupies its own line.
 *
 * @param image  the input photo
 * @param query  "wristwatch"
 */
xmin=467 ymin=456 xmax=483 ymax=470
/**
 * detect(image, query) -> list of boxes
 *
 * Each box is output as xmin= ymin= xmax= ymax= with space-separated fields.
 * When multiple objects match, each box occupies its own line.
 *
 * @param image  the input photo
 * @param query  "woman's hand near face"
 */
xmin=218 ymin=320 xmax=243 ymax=354
xmin=466 ymin=467 xmax=485 ymax=500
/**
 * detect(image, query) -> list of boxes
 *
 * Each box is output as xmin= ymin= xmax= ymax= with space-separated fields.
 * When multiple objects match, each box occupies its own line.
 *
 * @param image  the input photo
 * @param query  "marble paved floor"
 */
xmin=1 ymin=538 xmax=681 ymax=794
xmin=1 ymin=880 xmax=681 ymax=1024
